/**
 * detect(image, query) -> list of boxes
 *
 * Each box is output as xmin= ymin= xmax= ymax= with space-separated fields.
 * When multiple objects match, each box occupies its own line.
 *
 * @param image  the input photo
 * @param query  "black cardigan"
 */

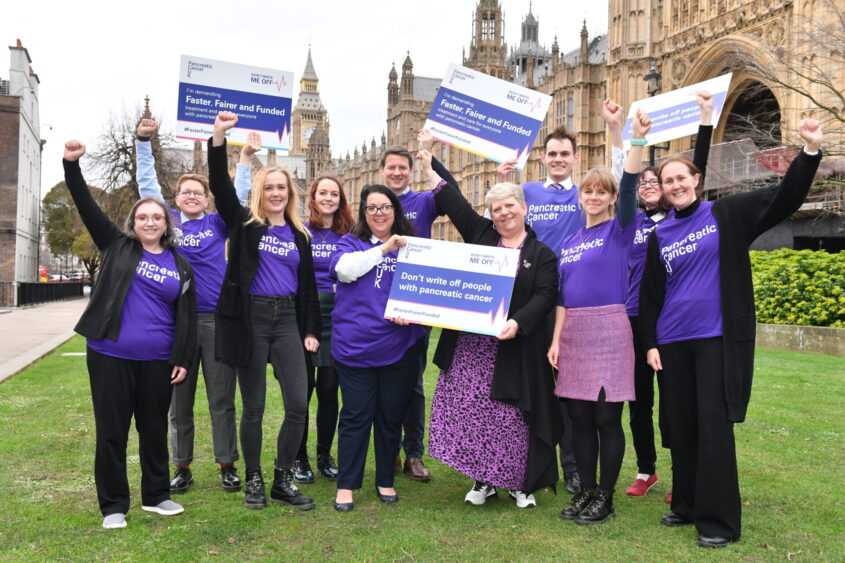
xmin=639 ymin=149 xmax=822 ymax=422
xmin=206 ymin=139 xmax=321 ymax=368
xmin=63 ymin=159 xmax=197 ymax=369
xmin=431 ymin=158 xmax=563 ymax=494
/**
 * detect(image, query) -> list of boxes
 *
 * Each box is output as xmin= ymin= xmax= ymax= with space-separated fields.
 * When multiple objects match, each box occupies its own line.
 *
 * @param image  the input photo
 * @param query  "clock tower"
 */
xmin=290 ymin=47 xmax=330 ymax=156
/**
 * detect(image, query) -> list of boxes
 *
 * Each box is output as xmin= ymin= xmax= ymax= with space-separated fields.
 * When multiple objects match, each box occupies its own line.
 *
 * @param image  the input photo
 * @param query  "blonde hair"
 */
xmin=485 ymin=182 xmax=525 ymax=209
xmin=246 ymin=166 xmax=311 ymax=239
xmin=579 ymin=167 xmax=619 ymax=216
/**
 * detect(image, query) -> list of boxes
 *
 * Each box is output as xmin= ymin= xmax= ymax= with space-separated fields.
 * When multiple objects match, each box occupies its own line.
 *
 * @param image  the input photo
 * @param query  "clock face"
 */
xmin=304 ymin=126 xmax=316 ymax=143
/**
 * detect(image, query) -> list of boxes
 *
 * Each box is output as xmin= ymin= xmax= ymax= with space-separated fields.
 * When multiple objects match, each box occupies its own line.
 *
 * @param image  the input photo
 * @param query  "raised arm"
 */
xmin=207 ymin=111 xmax=244 ymax=228
xmin=429 ymin=155 xmax=493 ymax=244
xmin=619 ymin=109 xmax=653 ymax=227
xmin=136 ymin=118 xmax=164 ymax=200
xmin=604 ymin=98 xmax=627 ymax=183
xmin=692 ymin=90 xmax=714 ymax=177
xmin=62 ymin=141 xmax=122 ymax=250
xmin=234 ymin=131 xmax=261 ymax=204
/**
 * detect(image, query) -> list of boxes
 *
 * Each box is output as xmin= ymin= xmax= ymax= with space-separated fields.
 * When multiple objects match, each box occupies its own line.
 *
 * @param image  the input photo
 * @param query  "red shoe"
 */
xmin=626 ymin=474 xmax=659 ymax=496
xmin=665 ymin=490 xmax=673 ymax=504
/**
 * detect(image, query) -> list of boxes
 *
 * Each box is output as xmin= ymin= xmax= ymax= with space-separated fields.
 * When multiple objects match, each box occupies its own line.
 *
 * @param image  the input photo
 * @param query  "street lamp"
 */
xmin=644 ymin=61 xmax=662 ymax=165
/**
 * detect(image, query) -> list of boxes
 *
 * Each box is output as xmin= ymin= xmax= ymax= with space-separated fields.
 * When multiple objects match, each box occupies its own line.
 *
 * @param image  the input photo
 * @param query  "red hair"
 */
xmin=307 ymin=175 xmax=354 ymax=235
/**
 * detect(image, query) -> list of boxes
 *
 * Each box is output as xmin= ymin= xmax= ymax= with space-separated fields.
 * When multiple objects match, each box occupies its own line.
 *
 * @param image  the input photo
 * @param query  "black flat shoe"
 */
xmin=698 ymin=535 xmax=734 ymax=548
xmin=375 ymin=486 xmax=399 ymax=504
xmin=661 ymin=512 xmax=692 ymax=527
xmin=333 ymin=500 xmax=354 ymax=512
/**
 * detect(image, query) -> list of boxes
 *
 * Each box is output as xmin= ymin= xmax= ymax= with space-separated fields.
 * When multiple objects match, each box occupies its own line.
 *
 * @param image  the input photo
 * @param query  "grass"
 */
xmin=0 ymin=334 xmax=842 ymax=561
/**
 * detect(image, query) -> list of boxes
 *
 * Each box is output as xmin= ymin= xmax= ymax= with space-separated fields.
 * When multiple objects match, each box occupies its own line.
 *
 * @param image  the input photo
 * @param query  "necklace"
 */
xmin=578 ymin=223 xmax=604 ymax=246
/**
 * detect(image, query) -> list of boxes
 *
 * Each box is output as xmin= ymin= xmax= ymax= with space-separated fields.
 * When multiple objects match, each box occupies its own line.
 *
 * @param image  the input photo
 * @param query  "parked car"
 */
xmin=47 ymin=274 xmax=69 ymax=283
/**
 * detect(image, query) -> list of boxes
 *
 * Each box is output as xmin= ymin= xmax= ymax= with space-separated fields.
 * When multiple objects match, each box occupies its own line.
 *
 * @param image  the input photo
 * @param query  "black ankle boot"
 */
xmin=244 ymin=468 xmax=266 ymax=509
xmin=270 ymin=467 xmax=315 ymax=510
xmin=316 ymin=446 xmax=338 ymax=481
xmin=292 ymin=456 xmax=315 ymax=484
xmin=576 ymin=488 xmax=615 ymax=525
xmin=560 ymin=489 xmax=595 ymax=521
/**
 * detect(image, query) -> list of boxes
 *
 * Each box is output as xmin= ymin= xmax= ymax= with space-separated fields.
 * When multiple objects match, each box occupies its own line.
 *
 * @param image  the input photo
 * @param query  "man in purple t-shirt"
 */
xmin=495 ymin=99 xmax=627 ymax=495
xmin=378 ymin=144 xmax=441 ymax=482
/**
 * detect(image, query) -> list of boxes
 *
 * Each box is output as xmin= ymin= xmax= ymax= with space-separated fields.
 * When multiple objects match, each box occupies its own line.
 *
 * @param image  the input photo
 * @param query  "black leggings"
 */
xmin=298 ymin=363 xmax=340 ymax=457
xmin=566 ymin=389 xmax=625 ymax=492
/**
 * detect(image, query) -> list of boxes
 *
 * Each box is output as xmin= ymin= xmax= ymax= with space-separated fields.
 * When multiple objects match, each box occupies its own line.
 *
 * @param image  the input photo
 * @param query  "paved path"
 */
xmin=0 ymin=297 xmax=89 ymax=383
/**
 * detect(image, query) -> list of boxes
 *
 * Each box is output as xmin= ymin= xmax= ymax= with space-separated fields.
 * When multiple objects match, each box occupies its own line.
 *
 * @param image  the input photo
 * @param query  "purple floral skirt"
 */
xmin=429 ymin=332 xmax=529 ymax=490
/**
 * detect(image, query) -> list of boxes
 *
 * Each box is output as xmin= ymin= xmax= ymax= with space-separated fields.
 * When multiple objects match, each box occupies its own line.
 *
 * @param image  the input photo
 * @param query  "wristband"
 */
xmin=137 ymin=135 xmax=151 ymax=142
xmin=630 ymin=138 xmax=648 ymax=146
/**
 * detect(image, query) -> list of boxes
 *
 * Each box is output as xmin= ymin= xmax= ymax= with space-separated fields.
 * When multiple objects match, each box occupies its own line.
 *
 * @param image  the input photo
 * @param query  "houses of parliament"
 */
xmin=263 ymin=0 xmax=844 ymax=247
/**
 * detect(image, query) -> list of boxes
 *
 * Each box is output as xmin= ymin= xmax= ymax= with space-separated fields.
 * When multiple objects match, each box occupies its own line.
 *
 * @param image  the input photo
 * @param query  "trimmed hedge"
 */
xmin=750 ymin=249 xmax=845 ymax=328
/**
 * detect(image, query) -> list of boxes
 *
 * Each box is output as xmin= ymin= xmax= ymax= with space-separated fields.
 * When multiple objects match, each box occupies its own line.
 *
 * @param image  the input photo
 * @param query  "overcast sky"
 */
xmin=2 ymin=0 xmax=607 ymax=194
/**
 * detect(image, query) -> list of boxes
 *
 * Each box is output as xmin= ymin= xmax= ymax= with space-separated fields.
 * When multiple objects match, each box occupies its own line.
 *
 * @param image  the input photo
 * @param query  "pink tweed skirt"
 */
xmin=554 ymin=304 xmax=635 ymax=402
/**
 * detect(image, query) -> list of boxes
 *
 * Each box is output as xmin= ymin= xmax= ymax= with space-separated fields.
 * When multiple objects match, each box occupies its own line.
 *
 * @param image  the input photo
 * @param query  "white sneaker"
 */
xmin=141 ymin=499 xmax=184 ymax=516
xmin=464 ymin=481 xmax=498 ymax=505
xmin=508 ymin=490 xmax=537 ymax=508
xmin=102 ymin=513 xmax=126 ymax=529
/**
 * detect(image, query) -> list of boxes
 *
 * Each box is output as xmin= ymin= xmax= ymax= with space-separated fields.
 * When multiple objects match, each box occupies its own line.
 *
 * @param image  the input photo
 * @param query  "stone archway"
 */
xmin=678 ymin=33 xmax=787 ymax=146
xmin=722 ymin=79 xmax=782 ymax=148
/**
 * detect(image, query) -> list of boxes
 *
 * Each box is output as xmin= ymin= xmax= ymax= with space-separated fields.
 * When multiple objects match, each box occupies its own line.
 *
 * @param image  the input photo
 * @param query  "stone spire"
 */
xmin=302 ymin=45 xmax=318 ymax=81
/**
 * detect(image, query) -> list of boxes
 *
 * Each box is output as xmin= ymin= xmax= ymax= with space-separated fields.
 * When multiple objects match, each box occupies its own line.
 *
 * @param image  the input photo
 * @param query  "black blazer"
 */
xmin=431 ymin=157 xmax=563 ymax=494
xmin=207 ymin=139 xmax=321 ymax=368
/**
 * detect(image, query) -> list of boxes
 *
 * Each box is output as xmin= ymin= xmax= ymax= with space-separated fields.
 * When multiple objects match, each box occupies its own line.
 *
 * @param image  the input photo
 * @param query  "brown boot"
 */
xmin=403 ymin=457 xmax=432 ymax=481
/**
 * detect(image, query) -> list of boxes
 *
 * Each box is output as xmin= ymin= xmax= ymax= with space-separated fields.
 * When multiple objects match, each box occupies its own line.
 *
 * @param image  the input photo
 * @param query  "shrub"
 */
xmin=750 ymin=249 xmax=845 ymax=327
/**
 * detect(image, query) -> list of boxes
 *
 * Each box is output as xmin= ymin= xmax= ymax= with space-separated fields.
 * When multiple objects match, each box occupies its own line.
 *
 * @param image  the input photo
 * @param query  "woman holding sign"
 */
xmin=546 ymin=111 xmax=646 ymax=525
xmin=422 ymin=148 xmax=562 ymax=510
xmin=62 ymin=140 xmax=197 ymax=529
xmin=208 ymin=111 xmax=321 ymax=511
xmin=639 ymin=119 xmax=823 ymax=548
xmin=329 ymin=185 xmax=426 ymax=511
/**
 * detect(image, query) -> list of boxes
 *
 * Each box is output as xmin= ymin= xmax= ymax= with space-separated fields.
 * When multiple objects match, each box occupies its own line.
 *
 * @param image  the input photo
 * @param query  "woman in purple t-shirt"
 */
xmin=209 ymin=112 xmax=321 ymax=511
xmin=291 ymin=175 xmax=354 ymax=484
xmin=547 ymin=111 xmax=647 ymax=525
xmin=63 ymin=141 xmax=197 ymax=530
xmin=639 ymin=120 xmax=823 ymax=548
xmin=329 ymin=185 xmax=425 ymax=512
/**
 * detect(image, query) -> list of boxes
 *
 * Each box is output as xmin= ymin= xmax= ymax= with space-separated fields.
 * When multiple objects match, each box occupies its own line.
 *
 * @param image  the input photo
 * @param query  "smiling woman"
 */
xmin=62 ymin=139 xmax=197 ymax=530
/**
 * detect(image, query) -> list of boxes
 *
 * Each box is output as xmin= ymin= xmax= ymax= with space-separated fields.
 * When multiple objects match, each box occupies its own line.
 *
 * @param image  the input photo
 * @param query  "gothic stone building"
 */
xmin=326 ymin=0 xmax=844 ymax=249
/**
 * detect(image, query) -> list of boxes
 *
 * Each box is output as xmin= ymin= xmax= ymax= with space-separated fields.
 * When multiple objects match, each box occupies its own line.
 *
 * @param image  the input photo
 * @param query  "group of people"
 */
xmin=64 ymin=93 xmax=823 ymax=549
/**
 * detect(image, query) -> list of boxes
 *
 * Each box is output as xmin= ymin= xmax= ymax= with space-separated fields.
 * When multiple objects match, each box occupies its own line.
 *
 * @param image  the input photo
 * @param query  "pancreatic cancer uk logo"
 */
xmin=660 ymin=224 xmax=717 ymax=274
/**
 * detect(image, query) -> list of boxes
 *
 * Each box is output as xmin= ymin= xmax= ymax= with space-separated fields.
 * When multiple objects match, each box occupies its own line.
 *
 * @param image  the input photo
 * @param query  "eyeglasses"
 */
xmin=178 ymin=190 xmax=206 ymax=198
xmin=135 ymin=214 xmax=166 ymax=224
xmin=638 ymin=179 xmax=659 ymax=187
xmin=365 ymin=205 xmax=394 ymax=215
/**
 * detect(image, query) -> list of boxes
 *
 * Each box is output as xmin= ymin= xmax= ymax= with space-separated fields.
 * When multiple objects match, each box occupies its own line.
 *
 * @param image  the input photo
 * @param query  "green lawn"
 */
xmin=0 ymin=334 xmax=842 ymax=561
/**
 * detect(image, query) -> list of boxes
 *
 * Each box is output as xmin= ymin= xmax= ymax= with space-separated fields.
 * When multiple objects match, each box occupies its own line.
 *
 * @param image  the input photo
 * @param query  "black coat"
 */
xmin=63 ymin=159 xmax=197 ymax=369
xmin=431 ymin=158 xmax=563 ymax=494
xmin=206 ymin=139 xmax=321 ymax=368
xmin=639 ymin=149 xmax=822 ymax=422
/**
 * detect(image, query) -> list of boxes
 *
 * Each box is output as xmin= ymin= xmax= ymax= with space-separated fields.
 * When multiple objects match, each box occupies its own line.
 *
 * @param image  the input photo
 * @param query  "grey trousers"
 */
xmin=169 ymin=312 xmax=239 ymax=465
xmin=239 ymin=296 xmax=309 ymax=470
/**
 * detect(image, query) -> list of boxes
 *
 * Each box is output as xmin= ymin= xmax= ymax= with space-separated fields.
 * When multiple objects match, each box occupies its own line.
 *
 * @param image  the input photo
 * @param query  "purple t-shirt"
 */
xmin=399 ymin=189 xmax=439 ymax=239
xmin=88 ymin=249 xmax=181 ymax=361
xmin=171 ymin=209 xmax=228 ymax=313
xmin=306 ymin=223 xmax=343 ymax=293
xmin=523 ymin=181 xmax=585 ymax=255
xmin=558 ymin=216 xmax=635 ymax=309
xmin=654 ymin=201 xmax=722 ymax=344
xmin=329 ymin=235 xmax=426 ymax=368
xmin=626 ymin=210 xmax=667 ymax=316
xmin=249 ymin=223 xmax=300 ymax=297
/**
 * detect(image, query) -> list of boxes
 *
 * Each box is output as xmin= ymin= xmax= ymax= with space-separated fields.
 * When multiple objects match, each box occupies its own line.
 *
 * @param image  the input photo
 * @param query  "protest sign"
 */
xmin=622 ymin=73 xmax=732 ymax=149
xmin=423 ymin=64 xmax=551 ymax=170
xmin=176 ymin=55 xmax=293 ymax=151
xmin=385 ymin=236 xmax=519 ymax=336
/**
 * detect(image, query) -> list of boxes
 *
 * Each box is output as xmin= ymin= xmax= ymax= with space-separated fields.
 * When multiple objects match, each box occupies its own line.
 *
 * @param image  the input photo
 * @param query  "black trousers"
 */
xmin=547 ymin=311 xmax=576 ymax=473
xmin=628 ymin=316 xmax=669 ymax=475
xmin=660 ymin=337 xmax=741 ymax=540
xmin=400 ymin=327 xmax=430 ymax=458
xmin=336 ymin=338 xmax=423 ymax=490
xmin=87 ymin=347 xmax=173 ymax=516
